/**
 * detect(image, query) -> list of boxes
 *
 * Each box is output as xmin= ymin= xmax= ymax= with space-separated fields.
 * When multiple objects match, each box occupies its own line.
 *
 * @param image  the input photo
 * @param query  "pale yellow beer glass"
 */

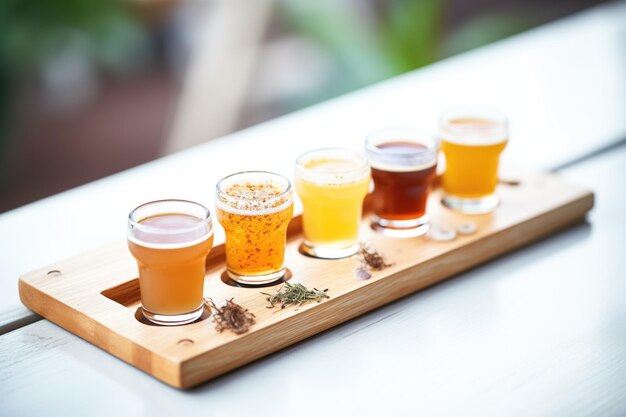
xmin=295 ymin=149 xmax=370 ymax=259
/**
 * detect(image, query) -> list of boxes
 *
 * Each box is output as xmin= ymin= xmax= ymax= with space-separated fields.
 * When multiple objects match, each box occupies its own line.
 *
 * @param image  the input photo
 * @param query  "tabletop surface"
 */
xmin=1 ymin=2 xmax=626 ymax=416
xmin=1 ymin=1 xmax=625 ymax=331
xmin=2 ymin=138 xmax=625 ymax=417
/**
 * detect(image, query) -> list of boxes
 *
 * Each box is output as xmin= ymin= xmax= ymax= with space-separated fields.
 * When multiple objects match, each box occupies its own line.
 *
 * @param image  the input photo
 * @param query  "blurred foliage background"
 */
xmin=0 ymin=0 xmax=604 ymax=211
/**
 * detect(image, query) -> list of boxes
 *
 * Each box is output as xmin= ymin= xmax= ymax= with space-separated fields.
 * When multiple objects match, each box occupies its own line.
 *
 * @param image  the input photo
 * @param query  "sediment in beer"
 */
xmin=216 ymin=181 xmax=293 ymax=277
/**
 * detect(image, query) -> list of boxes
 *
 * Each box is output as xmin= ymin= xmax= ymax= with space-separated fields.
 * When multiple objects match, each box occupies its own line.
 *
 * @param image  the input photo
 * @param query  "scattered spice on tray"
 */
xmin=204 ymin=298 xmax=256 ymax=335
xmin=354 ymin=243 xmax=392 ymax=280
xmin=262 ymin=283 xmax=329 ymax=309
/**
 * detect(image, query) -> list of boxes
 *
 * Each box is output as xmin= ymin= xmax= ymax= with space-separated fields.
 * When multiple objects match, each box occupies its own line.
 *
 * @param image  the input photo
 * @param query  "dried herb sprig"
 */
xmin=204 ymin=298 xmax=256 ymax=334
xmin=354 ymin=243 xmax=392 ymax=279
xmin=262 ymin=283 xmax=329 ymax=309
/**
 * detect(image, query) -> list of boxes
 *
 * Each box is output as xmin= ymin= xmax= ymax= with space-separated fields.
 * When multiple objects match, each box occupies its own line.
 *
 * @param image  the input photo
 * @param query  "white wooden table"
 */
xmin=1 ymin=2 xmax=625 ymax=415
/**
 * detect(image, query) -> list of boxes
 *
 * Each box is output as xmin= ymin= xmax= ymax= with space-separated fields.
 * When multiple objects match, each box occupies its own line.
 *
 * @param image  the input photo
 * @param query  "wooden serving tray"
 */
xmin=19 ymin=170 xmax=593 ymax=388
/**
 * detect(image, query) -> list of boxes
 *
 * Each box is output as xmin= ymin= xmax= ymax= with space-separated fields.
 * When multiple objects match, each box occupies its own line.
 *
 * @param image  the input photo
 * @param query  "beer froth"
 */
xmin=297 ymin=155 xmax=370 ymax=186
xmin=216 ymin=181 xmax=292 ymax=216
xmin=128 ymin=213 xmax=212 ymax=250
xmin=441 ymin=117 xmax=508 ymax=146
xmin=368 ymin=141 xmax=437 ymax=172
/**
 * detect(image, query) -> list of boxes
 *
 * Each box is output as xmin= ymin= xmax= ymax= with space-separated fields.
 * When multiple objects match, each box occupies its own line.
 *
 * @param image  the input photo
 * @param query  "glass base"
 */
xmin=371 ymin=215 xmax=430 ymax=238
xmin=142 ymin=304 xmax=204 ymax=326
xmin=442 ymin=194 xmax=499 ymax=214
xmin=227 ymin=268 xmax=286 ymax=286
xmin=299 ymin=241 xmax=359 ymax=259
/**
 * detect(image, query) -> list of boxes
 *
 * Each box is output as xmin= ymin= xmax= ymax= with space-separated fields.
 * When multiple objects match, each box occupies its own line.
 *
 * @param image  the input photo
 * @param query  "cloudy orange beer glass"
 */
xmin=128 ymin=200 xmax=214 ymax=326
xmin=216 ymin=171 xmax=293 ymax=285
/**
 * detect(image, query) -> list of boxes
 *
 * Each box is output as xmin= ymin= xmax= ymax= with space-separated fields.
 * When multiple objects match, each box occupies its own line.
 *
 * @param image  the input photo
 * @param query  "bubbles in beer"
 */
xmin=441 ymin=116 xmax=508 ymax=146
xmin=216 ymin=173 xmax=294 ymax=280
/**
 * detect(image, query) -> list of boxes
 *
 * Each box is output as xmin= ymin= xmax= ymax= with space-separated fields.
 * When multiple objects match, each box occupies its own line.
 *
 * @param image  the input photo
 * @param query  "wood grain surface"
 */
xmin=18 ymin=171 xmax=592 ymax=388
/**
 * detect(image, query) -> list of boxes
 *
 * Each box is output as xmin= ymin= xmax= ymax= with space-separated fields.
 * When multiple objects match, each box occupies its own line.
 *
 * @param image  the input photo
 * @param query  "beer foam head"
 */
xmin=216 ymin=171 xmax=293 ymax=215
xmin=365 ymin=127 xmax=439 ymax=172
xmin=439 ymin=106 xmax=508 ymax=146
xmin=127 ymin=200 xmax=213 ymax=249
xmin=295 ymin=148 xmax=370 ymax=185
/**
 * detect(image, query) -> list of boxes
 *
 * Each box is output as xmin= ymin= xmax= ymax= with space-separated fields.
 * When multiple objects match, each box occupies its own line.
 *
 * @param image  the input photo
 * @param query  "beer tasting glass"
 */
xmin=128 ymin=200 xmax=214 ymax=326
xmin=440 ymin=105 xmax=508 ymax=214
xmin=216 ymin=171 xmax=293 ymax=285
xmin=366 ymin=128 xmax=438 ymax=237
xmin=295 ymin=148 xmax=370 ymax=259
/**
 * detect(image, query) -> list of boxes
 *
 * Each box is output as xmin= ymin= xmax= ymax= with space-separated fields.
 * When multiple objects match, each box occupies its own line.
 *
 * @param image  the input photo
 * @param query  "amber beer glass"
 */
xmin=216 ymin=171 xmax=293 ymax=285
xmin=366 ymin=128 xmax=438 ymax=237
xmin=440 ymin=106 xmax=508 ymax=214
xmin=127 ymin=200 xmax=214 ymax=326
xmin=295 ymin=149 xmax=370 ymax=259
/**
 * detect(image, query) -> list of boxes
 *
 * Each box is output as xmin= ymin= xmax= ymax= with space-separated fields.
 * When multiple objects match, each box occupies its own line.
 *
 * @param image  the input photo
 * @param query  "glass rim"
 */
xmin=365 ymin=126 xmax=439 ymax=158
xmin=365 ymin=127 xmax=439 ymax=156
xmin=216 ymin=170 xmax=293 ymax=202
xmin=439 ymin=104 xmax=508 ymax=128
xmin=295 ymin=147 xmax=369 ymax=175
xmin=128 ymin=199 xmax=212 ymax=236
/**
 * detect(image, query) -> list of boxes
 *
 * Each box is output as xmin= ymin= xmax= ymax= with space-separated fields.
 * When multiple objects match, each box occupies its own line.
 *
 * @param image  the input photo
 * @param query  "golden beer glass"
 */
xmin=440 ymin=106 xmax=508 ymax=214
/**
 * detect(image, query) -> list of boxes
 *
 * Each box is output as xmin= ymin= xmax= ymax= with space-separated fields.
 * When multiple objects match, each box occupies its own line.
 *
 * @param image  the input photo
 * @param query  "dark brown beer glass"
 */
xmin=365 ymin=128 xmax=439 ymax=237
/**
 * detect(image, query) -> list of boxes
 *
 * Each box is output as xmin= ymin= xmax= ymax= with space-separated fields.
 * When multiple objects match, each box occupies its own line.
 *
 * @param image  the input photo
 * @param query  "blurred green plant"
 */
xmin=279 ymin=0 xmax=397 ymax=101
xmin=0 ymin=0 xmax=148 ymax=184
xmin=279 ymin=0 xmax=535 ymax=107
xmin=442 ymin=11 xmax=534 ymax=57
xmin=0 ymin=0 xmax=147 ymax=74
xmin=279 ymin=0 xmax=445 ymax=105
xmin=381 ymin=0 xmax=443 ymax=72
